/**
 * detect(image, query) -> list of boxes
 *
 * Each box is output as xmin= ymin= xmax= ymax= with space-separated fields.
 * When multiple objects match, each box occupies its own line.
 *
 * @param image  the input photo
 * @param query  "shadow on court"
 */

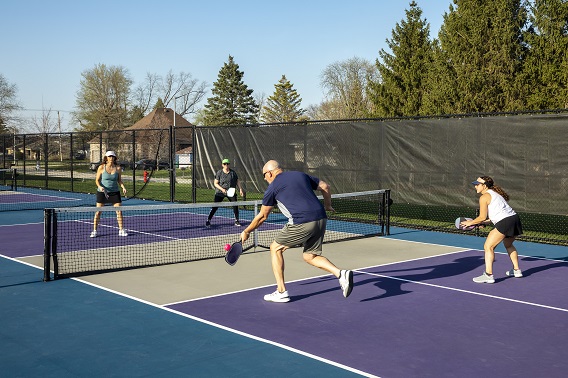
xmin=519 ymin=256 xmax=568 ymax=276
xmin=358 ymin=255 xmax=484 ymax=301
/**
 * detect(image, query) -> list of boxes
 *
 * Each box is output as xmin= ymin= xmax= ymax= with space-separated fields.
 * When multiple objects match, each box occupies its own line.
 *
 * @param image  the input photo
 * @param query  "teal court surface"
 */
xmin=1 ymin=203 xmax=568 ymax=377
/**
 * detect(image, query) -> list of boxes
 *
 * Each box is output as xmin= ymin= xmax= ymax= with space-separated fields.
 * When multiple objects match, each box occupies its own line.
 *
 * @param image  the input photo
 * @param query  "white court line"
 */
xmin=378 ymin=234 xmax=568 ymax=263
xmin=0 ymin=254 xmax=378 ymax=377
xmin=71 ymin=276 xmax=379 ymax=378
xmin=355 ymin=269 xmax=568 ymax=313
xmin=0 ymin=221 xmax=43 ymax=227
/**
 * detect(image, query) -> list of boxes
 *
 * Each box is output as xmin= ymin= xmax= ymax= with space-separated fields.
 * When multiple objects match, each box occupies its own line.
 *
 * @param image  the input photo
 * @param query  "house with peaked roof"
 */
xmin=89 ymin=108 xmax=193 ymax=166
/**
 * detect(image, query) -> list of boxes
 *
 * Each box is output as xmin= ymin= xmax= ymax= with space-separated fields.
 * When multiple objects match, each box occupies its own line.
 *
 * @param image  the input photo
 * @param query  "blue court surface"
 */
xmin=1 ymin=198 xmax=568 ymax=377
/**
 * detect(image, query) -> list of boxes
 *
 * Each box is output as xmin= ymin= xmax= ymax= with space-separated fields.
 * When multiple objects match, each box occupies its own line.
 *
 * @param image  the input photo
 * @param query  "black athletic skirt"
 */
xmin=494 ymin=214 xmax=523 ymax=237
xmin=96 ymin=191 xmax=122 ymax=204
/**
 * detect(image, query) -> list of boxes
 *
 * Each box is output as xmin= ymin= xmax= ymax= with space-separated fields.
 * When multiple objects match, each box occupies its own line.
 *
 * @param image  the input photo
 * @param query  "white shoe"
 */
xmin=90 ymin=230 xmax=97 ymax=238
xmin=473 ymin=272 xmax=495 ymax=283
xmin=339 ymin=270 xmax=354 ymax=298
xmin=506 ymin=269 xmax=523 ymax=278
xmin=118 ymin=229 xmax=128 ymax=237
xmin=263 ymin=290 xmax=290 ymax=303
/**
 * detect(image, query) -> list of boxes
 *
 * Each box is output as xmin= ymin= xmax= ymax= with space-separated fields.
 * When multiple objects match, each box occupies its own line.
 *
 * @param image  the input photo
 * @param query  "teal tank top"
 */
xmin=100 ymin=168 xmax=119 ymax=192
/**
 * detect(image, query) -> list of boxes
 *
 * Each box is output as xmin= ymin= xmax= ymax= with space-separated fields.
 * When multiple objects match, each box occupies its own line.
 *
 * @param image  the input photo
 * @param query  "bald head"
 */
xmin=263 ymin=160 xmax=280 ymax=172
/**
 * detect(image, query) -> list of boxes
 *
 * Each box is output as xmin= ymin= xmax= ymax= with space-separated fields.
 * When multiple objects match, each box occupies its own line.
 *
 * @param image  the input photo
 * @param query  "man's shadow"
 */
xmin=289 ymin=253 xmax=568 ymax=302
xmin=358 ymin=255 xmax=485 ymax=302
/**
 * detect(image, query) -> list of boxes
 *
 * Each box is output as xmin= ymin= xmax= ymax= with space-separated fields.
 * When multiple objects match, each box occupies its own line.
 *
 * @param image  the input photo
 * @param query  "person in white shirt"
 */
xmin=461 ymin=176 xmax=523 ymax=283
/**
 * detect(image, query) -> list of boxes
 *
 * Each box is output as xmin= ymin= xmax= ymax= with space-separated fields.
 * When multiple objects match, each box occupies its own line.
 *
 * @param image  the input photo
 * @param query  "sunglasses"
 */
xmin=223 ymin=163 xmax=230 ymax=165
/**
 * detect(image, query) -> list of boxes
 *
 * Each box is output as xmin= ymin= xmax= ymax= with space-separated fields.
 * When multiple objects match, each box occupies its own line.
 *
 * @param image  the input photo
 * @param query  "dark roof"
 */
xmin=127 ymin=108 xmax=192 ymax=130
xmin=89 ymin=108 xmax=193 ymax=144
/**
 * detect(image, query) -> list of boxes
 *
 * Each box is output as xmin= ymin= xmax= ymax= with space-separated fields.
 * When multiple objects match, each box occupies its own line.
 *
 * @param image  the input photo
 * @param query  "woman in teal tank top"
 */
xmin=90 ymin=151 xmax=128 ymax=238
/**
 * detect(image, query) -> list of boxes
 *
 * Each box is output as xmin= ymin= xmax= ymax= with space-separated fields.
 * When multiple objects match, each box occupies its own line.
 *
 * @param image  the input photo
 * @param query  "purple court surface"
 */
xmin=2 ymin=207 xmax=568 ymax=377
xmin=0 ymin=192 xmax=81 ymax=204
xmin=168 ymin=249 xmax=568 ymax=377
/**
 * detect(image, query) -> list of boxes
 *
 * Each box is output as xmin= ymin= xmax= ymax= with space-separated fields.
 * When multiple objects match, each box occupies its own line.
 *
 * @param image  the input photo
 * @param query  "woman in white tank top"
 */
xmin=461 ymin=176 xmax=523 ymax=284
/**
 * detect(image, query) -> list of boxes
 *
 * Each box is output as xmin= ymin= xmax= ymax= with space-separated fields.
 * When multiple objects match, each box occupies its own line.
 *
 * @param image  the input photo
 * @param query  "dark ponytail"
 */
xmin=481 ymin=176 xmax=509 ymax=201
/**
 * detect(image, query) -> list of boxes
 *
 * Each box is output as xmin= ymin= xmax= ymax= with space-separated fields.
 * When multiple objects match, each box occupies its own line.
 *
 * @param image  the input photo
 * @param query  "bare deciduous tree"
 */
xmin=0 ymin=74 xmax=22 ymax=133
xmin=26 ymin=108 xmax=60 ymax=134
xmin=135 ymin=70 xmax=208 ymax=116
xmin=320 ymin=57 xmax=378 ymax=119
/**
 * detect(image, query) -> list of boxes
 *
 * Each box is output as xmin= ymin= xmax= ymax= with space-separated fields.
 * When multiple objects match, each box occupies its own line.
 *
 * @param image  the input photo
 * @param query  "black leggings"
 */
xmin=208 ymin=193 xmax=239 ymax=220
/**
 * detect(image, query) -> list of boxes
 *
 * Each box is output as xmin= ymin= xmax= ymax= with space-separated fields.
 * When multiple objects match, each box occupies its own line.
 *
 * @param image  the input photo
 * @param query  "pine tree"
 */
xmin=261 ymin=75 xmax=305 ymax=123
xmin=203 ymin=56 xmax=258 ymax=126
xmin=422 ymin=0 xmax=527 ymax=114
xmin=153 ymin=98 xmax=165 ymax=110
xmin=368 ymin=1 xmax=433 ymax=117
xmin=522 ymin=0 xmax=568 ymax=109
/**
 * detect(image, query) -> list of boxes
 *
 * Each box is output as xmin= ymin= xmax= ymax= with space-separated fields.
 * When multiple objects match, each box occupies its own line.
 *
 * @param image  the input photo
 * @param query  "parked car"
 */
xmin=89 ymin=160 xmax=129 ymax=171
xmin=133 ymin=159 xmax=169 ymax=170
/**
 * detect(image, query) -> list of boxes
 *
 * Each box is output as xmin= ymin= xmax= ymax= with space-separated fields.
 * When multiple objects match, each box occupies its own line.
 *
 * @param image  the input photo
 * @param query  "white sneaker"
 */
xmin=118 ymin=229 xmax=128 ymax=237
xmin=473 ymin=272 xmax=495 ymax=283
xmin=90 ymin=230 xmax=97 ymax=238
xmin=263 ymin=290 xmax=290 ymax=303
xmin=506 ymin=269 xmax=523 ymax=278
xmin=339 ymin=270 xmax=354 ymax=298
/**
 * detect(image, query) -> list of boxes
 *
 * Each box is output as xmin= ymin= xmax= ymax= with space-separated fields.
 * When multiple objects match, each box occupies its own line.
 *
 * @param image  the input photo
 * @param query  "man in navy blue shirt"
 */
xmin=241 ymin=160 xmax=353 ymax=303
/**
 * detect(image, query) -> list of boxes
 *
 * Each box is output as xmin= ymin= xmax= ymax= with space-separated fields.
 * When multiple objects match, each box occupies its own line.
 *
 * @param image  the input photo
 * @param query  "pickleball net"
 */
xmin=43 ymin=189 xmax=390 ymax=280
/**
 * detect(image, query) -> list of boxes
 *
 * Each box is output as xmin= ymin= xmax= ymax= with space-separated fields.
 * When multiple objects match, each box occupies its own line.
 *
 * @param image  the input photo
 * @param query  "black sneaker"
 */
xmin=234 ymin=220 xmax=241 ymax=226
xmin=205 ymin=220 xmax=211 ymax=228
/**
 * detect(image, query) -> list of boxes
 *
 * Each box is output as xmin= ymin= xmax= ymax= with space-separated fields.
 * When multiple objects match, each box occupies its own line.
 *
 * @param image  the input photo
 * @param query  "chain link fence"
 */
xmin=2 ymin=110 xmax=567 ymax=245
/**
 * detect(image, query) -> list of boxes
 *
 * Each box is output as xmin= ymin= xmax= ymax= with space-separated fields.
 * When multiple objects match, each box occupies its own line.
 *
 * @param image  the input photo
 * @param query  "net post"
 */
xmin=378 ymin=191 xmax=385 ymax=235
xmin=52 ymin=210 xmax=59 ymax=279
xmin=253 ymin=201 xmax=259 ymax=250
xmin=385 ymin=189 xmax=391 ymax=235
xmin=43 ymin=209 xmax=52 ymax=281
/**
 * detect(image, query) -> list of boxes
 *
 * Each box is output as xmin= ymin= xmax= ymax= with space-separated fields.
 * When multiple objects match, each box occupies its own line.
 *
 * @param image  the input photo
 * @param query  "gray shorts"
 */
xmin=275 ymin=219 xmax=327 ymax=254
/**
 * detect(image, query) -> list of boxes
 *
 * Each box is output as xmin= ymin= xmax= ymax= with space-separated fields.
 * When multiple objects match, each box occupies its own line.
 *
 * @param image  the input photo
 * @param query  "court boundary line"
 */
xmin=72 ymin=275 xmax=379 ymax=378
xmin=164 ymin=247 xmax=568 ymax=308
xmin=0 ymin=221 xmax=44 ymax=227
xmin=163 ymin=249 xmax=475 ymax=306
xmin=0 ymin=254 xmax=378 ymax=377
xmin=379 ymin=235 xmax=568 ymax=263
xmin=355 ymin=269 xmax=568 ymax=313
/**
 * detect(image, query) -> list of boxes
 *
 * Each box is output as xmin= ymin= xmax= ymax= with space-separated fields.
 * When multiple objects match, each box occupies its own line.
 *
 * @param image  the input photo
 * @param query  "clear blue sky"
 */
xmin=1 ymin=0 xmax=453 ymax=130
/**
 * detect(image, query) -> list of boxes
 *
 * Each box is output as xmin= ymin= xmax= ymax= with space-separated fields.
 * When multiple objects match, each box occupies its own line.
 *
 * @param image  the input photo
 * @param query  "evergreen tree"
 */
xmin=203 ymin=56 xmax=258 ymax=126
xmin=368 ymin=1 xmax=433 ymax=117
xmin=127 ymin=105 xmax=145 ymax=125
xmin=522 ymin=0 xmax=568 ymax=109
xmin=261 ymin=75 xmax=305 ymax=123
xmin=422 ymin=0 xmax=527 ymax=114
xmin=153 ymin=97 xmax=165 ymax=110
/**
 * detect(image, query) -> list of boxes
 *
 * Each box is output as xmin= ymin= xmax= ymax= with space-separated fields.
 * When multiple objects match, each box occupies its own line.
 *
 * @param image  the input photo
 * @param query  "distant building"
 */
xmin=88 ymin=108 xmax=193 ymax=166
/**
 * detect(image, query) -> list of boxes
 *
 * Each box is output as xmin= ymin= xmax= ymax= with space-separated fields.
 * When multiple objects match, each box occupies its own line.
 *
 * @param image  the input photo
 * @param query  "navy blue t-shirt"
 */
xmin=262 ymin=171 xmax=327 ymax=224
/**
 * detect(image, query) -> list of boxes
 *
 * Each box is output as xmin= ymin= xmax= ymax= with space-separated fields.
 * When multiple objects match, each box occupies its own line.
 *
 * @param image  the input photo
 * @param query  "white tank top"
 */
xmin=487 ymin=189 xmax=516 ymax=224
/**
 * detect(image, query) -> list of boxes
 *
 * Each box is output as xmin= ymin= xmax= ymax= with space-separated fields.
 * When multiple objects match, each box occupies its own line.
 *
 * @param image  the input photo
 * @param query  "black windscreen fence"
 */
xmin=3 ymin=111 xmax=567 ymax=245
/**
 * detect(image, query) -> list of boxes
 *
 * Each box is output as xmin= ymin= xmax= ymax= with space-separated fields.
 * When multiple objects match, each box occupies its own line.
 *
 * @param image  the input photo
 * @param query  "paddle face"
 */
xmin=225 ymin=241 xmax=243 ymax=266
xmin=455 ymin=217 xmax=475 ymax=230
xmin=226 ymin=187 xmax=236 ymax=197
